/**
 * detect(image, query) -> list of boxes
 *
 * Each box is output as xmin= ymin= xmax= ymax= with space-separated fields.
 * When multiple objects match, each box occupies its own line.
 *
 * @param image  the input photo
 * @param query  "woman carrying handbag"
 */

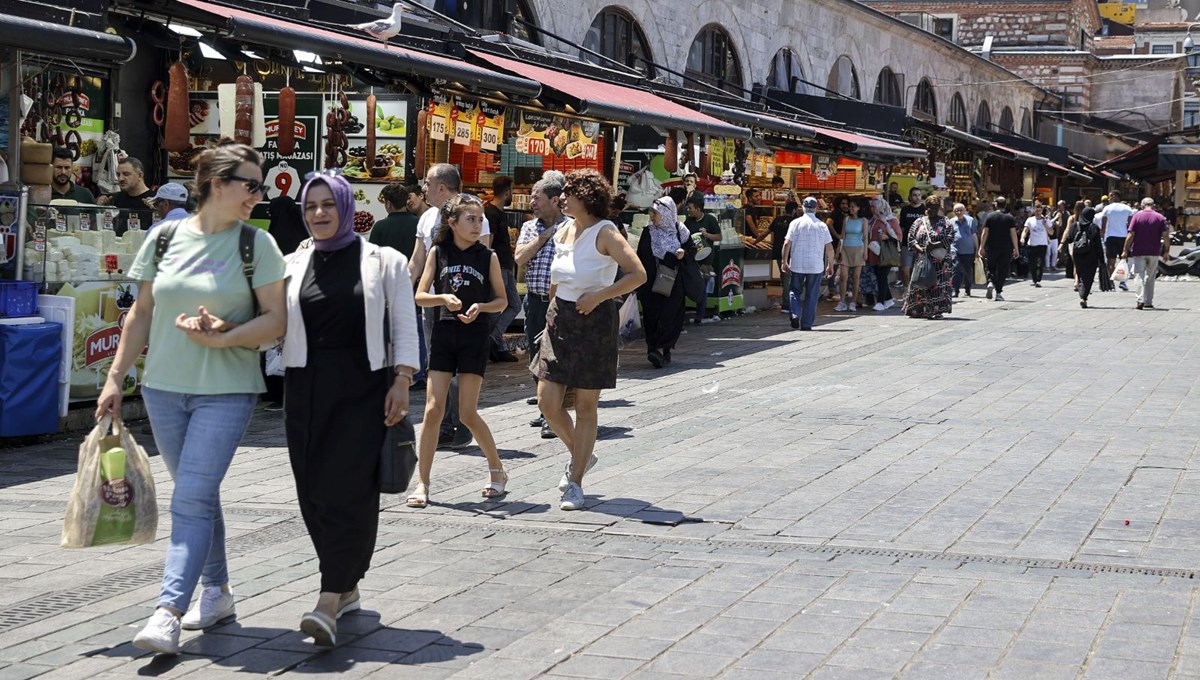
xmin=636 ymin=196 xmax=693 ymax=368
xmin=279 ymin=173 xmax=419 ymax=647
xmin=866 ymin=197 xmax=900 ymax=311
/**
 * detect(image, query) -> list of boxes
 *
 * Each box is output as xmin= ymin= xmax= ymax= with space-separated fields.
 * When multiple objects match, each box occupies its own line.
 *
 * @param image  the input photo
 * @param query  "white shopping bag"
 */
xmin=618 ymin=295 xmax=641 ymax=340
xmin=1111 ymin=258 xmax=1130 ymax=283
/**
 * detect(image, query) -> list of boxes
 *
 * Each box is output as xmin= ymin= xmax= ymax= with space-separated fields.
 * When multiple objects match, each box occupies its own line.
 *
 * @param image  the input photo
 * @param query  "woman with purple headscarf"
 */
xmin=635 ymin=195 xmax=693 ymax=368
xmin=279 ymin=173 xmax=420 ymax=647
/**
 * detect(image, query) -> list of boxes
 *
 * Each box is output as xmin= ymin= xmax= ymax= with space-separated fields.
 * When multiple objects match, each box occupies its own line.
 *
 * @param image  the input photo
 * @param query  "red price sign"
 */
xmin=527 ymin=137 xmax=547 ymax=155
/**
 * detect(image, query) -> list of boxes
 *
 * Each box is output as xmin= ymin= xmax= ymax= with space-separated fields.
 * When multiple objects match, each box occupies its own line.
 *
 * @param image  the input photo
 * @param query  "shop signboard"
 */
xmin=60 ymin=280 xmax=144 ymax=401
xmin=478 ymin=101 xmax=505 ymax=152
xmin=516 ymin=111 xmax=599 ymax=159
xmin=710 ymin=138 xmax=725 ymax=176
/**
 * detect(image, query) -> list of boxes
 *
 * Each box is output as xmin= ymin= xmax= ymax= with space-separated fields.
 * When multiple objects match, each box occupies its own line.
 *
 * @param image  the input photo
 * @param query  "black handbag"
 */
xmin=912 ymin=253 xmax=938 ymax=289
xmin=377 ymin=260 xmax=417 ymax=494
xmin=378 ymin=417 xmax=418 ymax=494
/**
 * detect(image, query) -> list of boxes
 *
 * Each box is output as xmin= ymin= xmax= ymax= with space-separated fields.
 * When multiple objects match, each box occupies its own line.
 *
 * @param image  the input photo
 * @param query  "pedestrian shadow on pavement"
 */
xmin=586 ymin=497 xmax=698 ymax=526
xmin=597 ymin=425 xmax=633 ymax=440
xmin=458 ymin=447 xmax=537 ymax=460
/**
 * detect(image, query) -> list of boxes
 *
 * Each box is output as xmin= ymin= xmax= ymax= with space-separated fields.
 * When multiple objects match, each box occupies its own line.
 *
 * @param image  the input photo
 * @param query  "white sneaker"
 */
xmin=986 ymin=283 xmax=994 ymax=300
xmin=873 ymin=302 xmax=885 ymax=312
xmin=133 ymin=609 xmax=181 ymax=655
xmin=995 ymin=293 xmax=1005 ymax=301
xmin=884 ymin=299 xmax=895 ymax=309
xmin=848 ymin=303 xmax=856 ymax=312
xmin=559 ymin=454 xmax=599 ymax=492
xmin=560 ymin=482 xmax=585 ymax=511
xmin=834 ymin=302 xmax=848 ymax=312
xmin=181 ymin=586 xmax=236 ymax=630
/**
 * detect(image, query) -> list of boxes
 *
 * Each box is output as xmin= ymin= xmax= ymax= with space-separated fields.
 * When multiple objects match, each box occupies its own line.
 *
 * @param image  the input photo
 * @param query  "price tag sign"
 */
xmin=527 ymin=137 xmax=548 ymax=156
xmin=429 ymin=115 xmax=447 ymax=141
xmin=453 ymin=119 xmax=472 ymax=146
xmin=79 ymin=213 xmax=92 ymax=231
xmin=480 ymin=125 xmax=500 ymax=152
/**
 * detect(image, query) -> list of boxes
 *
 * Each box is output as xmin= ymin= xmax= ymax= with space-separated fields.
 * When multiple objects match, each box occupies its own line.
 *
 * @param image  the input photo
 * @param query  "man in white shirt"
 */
xmin=781 ymin=196 xmax=833 ymax=330
xmin=1099 ymin=191 xmax=1135 ymax=290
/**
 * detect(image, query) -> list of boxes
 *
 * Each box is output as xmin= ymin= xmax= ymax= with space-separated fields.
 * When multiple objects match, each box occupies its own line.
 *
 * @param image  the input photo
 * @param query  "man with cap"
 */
xmin=781 ymin=196 xmax=833 ymax=330
xmin=1122 ymin=197 xmax=1171 ymax=310
xmin=148 ymin=182 xmax=191 ymax=232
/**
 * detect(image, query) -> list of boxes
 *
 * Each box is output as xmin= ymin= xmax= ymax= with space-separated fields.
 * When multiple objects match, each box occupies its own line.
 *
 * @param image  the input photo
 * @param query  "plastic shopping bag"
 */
xmin=1111 ymin=258 xmax=1130 ymax=283
xmin=974 ymin=257 xmax=987 ymax=286
xmin=618 ymin=295 xmax=642 ymax=341
xmin=265 ymin=345 xmax=285 ymax=377
xmin=62 ymin=416 xmax=158 ymax=548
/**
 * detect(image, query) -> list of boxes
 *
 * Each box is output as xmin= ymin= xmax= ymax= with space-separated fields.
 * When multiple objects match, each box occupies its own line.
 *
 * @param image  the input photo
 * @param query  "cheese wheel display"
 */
xmin=163 ymin=62 xmax=190 ymax=152
xmin=277 ymin=86 xmax=296 ymax=156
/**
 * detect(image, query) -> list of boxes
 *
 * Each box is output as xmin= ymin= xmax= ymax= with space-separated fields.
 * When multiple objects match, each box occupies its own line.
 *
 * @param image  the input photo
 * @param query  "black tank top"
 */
xmin=433 ymin=241 xmax=492 ymax=324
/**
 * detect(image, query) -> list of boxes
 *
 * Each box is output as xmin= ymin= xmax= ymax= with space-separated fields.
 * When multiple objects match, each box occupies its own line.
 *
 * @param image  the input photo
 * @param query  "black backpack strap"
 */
xmin=153 ymin=220 xmax=180 ymax=269
xmin=240 ymin=225 xmax=258 ymax=315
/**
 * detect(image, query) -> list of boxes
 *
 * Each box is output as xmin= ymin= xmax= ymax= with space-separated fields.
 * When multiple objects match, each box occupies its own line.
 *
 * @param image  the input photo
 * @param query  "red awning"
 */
xmin=172 ymin=0 xmax=541 ymax=96
xmin=470 ymin=50 xmax=749 ymax=140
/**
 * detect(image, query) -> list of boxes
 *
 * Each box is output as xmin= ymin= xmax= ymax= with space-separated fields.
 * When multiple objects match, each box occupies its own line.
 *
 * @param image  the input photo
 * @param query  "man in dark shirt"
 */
xmin=51 ymin=148 xmax=96 ymax=203
xmin=759 ymin=200 xmax=796 ymax=294
xmin=369 ymin=183 xmax=418 ymax=258
xmin=979 ymin=196 xmax=1020 ymax=301
xmin=744 ymin=187 xmax=766 ymax=237
xmin=897 ymin=187 xmax=925 ymax=286
xmin=484 ymin=175 xmax=519 ymax=362
xmin=685 ymin=194 xmax=721 ymax=324
xmin=98 ymin=157 xmax=154 ymax=234
xmin=887 ymin=182 xmax=904 ymax=208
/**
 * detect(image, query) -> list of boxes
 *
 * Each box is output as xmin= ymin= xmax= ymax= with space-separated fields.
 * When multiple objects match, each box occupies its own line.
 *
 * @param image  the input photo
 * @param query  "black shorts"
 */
xmin=1105 ymin=236 xmax=1125 ymax=259
xmin=428 ymin=322 xmax=489 ymax=377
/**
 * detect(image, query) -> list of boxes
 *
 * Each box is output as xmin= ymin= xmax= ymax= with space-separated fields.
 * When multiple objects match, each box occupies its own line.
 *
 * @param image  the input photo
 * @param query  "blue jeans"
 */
xmin=142 ymin=387 xmax=257 ymax=613
xmin=789 ymin=272 xmax=823 ymax=329
xmin=488 ymin=269 xmax=521 ymax=349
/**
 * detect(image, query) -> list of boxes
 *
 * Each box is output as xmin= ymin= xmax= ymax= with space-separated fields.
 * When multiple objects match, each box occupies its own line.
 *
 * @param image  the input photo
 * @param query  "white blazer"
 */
xmin=281 ymin=237 xmax=420 ymax=373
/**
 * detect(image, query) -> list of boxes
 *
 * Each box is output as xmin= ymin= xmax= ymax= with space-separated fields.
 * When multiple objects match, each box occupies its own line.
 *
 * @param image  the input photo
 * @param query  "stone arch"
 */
xmin=684 ymin=22 xmax=746 ymax=95
xmin=912 ymin=77 xmax=938 ymax=122
xmin=999 ymin=106 xmax=1015 ymax=133
xmin=976 ymin=100 xmax=992 ymax=132
xmin=581 ymin=5 xmax=656 ymax=76
xmin=873 ymin=66 xmax=903 ymax=106
xmin=826 ymin=55 xmax=861 ymax=99
xmin=948 ymin=93 xmax=968 ymax=129
xmin=766 ymin=47 xmax=808 ymax=94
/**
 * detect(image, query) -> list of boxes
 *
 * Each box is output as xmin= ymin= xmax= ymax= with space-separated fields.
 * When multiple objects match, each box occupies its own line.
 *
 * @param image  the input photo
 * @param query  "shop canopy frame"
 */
xmin=166 ymin=0 xmax=542 ymax=98
xmin=468 ymin=49 xmax=749 ymax=140
xmin=1097 ymin=136 xmax=1174 ymax=184
xmin=0 ymin=13 xmax=137 ymax=63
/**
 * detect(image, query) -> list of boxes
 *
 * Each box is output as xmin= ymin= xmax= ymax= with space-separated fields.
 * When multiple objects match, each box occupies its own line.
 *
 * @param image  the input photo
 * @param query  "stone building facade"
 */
xmin=416 ymin=0 xmax=1053 ymax=139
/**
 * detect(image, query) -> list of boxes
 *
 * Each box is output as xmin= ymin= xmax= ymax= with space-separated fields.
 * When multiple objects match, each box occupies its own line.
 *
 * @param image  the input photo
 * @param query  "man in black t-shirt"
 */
xmin=98 ymin=157 xmax=155 ymax=235
xmin=369 ymin=183 xmax=419 ymax=258
xmin=897 ymin=187 xmax=925 ymax=286
xmin=979 ymin=197 xmax=1021 ymax=301
xmin=685 ymin=195 xmax=722 ymax=324
xmin=484 ymin=176 xmax=520 ymax=362
xmin=758 ymin=200 xmax=797 ymax=295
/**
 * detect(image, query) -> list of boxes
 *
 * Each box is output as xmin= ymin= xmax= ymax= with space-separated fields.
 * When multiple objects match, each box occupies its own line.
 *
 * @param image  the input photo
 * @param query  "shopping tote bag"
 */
xmin=62 ymin=416 xmax=158 ymax=547
xmin=1111 ymin=258 xmax=1130 ymax=283
xmin=974 ymin=257 xmax=987 ymax=286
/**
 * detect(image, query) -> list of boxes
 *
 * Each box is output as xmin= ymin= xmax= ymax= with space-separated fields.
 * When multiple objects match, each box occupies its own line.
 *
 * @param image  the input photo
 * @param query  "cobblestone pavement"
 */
xmin=2 ymin=270 xmax=1199 ymax=679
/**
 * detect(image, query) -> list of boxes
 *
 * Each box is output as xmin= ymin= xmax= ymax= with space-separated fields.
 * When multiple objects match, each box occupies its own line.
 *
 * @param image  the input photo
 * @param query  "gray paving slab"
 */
xmin=4 ymin=273 xmax=1200 ymax=677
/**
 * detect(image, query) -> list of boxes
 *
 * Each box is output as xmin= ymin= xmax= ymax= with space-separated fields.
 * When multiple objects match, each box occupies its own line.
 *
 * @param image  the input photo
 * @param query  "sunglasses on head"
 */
xmin=226 ymin=174 xmax=269 ymax=196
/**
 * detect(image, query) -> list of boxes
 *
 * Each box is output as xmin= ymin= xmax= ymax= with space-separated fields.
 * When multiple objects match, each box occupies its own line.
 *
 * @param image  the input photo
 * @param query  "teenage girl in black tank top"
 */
xmin=410 ymin=194 xmax=509 ymax=509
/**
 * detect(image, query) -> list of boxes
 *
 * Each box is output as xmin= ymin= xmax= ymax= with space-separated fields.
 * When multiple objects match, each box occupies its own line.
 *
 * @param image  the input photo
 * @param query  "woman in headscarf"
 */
xmin=1060 ymin=205 xmax=1106 ymax=308
xmin=280 ymin=173 xmax=419 ymax=646
xmin=636 ymin=195 xmax=692 ymax=368
xmin=865 ymin=196 xmax=900 ymax=311
xmin=901 ymin=196 xmax=955 ymax=320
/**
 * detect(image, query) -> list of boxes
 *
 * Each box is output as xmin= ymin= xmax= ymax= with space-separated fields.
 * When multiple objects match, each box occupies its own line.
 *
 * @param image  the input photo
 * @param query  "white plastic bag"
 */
xmin=1111 ymin=258 xmax=1129 ymax=283
xmin=618 ymin=295 xmax=641 ymax=340
xmin=62 ymin=416 xmax=157 ymax=548
xmin=265 ymin=345 xmax=285 ymax=377
xmin=626 ymin=167 xmax=663 ymax=208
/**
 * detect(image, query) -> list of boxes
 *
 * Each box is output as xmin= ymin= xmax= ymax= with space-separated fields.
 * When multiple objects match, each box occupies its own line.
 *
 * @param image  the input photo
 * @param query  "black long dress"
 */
xmin=636 ymin=228 xmax=687 ymax=354
xmin=285 ymin=240 xmax=388 ymax=594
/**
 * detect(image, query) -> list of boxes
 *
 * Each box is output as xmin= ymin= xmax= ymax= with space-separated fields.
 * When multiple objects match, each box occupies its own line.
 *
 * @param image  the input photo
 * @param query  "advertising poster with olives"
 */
xmin=340 ymin=96 xmax=407 ymax=183
xmin=516 ymin=112 xmax=599 ymax=159
xmin=60 ymin=280 xmax=145 ymax=402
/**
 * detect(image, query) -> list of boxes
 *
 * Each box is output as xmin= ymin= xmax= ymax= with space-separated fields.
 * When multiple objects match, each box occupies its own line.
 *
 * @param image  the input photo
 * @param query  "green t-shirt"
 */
xmin=128 ymin=221 xmax=286 ymax=395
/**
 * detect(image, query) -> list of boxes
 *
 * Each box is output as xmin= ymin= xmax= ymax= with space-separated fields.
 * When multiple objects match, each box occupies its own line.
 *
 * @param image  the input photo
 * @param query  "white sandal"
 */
xmin=481 ymin=469 xmax=508 ymax=498
xmin=406 ymin=482 xmax=429 ymax=509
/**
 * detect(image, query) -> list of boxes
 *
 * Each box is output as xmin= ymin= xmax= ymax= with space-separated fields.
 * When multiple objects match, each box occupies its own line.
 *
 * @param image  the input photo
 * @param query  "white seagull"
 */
xmin=353 ymin=3 xmax=403 ymax=45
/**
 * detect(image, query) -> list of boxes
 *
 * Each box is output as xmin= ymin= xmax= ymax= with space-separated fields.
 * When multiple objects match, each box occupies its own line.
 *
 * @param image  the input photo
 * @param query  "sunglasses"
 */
xmin=227 ymin=174 xmax=269 ymax=196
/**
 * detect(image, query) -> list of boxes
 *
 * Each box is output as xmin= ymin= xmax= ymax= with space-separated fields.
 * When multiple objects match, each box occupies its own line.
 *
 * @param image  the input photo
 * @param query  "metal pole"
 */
xmin=611 ymin=125 xmax=625 ymax=189
xmin=15 ymin=185 xmax=26 ymax=280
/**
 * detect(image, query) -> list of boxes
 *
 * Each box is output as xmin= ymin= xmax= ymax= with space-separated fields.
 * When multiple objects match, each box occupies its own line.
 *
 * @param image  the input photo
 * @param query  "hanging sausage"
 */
xmin=277 ymin=85 xmax=296 ymax=157
xmin=234 ymin=75 xmax=254 ymax=145
xmin=664 ymin=129 xmax=678 ymax=174
xmin=163 ymin=62 xmax=191 ymax=152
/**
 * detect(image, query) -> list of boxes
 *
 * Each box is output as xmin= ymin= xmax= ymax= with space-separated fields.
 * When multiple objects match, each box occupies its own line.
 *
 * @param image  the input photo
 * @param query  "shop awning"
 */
xmin=940 ymin=126 xmax=991 ymax=150
xmin=690 ymin=103 xmax=816 ymax=140
xmin=811 ymin=126 xmax=927 ymax=161
xmin=173 ymin=0 xmax=541 ymax=97
xmin=469 ymin=50 xmax=750 ymax=140
xmin=988 ymin=143 xmax=1050 ymax=167
xmin=1047 ymin=162 xmax=1091 ymax=182
xmin=0 ymin=13 xmax=136 ymax=62
xmin=1158 ymin=145 xmax=1200 ymax=171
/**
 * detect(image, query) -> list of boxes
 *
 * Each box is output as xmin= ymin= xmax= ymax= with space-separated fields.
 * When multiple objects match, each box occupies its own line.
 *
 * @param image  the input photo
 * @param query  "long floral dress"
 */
xmin=902 ymin=216 xmax=956 ymax=318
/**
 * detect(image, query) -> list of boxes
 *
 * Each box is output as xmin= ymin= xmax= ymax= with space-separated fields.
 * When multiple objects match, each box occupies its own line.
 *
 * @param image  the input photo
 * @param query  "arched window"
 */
xmin=912 ymin=78 xmax=937 ymax=121
xmin=948 ymin=93 xmax=968 ymax=130
xmin=686 ymin=25 xmax=743 ymax=95
xmin=976 ymin=101 xmax=992 ymax=132
xmin=1020 ymin=109 xmax=1034 ymax=137
xmin=582 ymin=7 xmax=654 ymax=77
xmin=826 ymin=55 xmax=860 ymax=99
xmin=873 ymin=67 xmax=902 ymax=106
xmin=999 ymin=106 xmax=1014 ymax=132
xmin=766 ymin=48 xmax=806 ymax=94
xmin=434 ymin=0 xmax=540 ymax=44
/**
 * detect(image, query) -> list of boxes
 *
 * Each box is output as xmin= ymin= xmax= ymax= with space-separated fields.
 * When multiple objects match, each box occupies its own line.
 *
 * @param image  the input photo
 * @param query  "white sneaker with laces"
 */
xmin=133 ymin=609 xmax=181 ymax=655
xmin=848 ymin=303 xmax=856 ymax=312
xmin=181 ymin=586 xmax=236 ymax=630
xmin=834 ymin=302 xmax=848 ymax=312
xmin=873 ymin=302 xmax=885 ymax=311
xmin=884 ymin=299 xmax=895 ymax=309
xmin=560 ymin=482 xmax=585 ymax=511
xmin=995 ymin=293 xmax=1005 ymax=301
xmin=559 ymin=454 xmax=598 ymax=492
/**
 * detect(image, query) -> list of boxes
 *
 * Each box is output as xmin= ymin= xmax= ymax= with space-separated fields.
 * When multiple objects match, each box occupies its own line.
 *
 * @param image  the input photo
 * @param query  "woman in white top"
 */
xmin=1021 ymin=205 xmax=1051 ymax=287
xmin=531 ymin=169 xmax=646 ymax=511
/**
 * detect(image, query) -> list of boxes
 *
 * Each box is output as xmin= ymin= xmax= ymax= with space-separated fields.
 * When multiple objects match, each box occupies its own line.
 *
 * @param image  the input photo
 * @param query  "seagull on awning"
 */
xmin=353 ymin=3 xmax=403 ymax=46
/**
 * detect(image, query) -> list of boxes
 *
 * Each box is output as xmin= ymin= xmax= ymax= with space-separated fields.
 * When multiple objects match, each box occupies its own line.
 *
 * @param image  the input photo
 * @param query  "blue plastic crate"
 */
xmin=0 ymin=281 xmax=38 ymax=318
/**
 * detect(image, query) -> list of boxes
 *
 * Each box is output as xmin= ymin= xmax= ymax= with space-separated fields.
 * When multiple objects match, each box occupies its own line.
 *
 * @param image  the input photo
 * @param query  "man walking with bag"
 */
xmin=1122 ymin=197 xmax=1171 ymax=310
xmin=782 ymin=197 xmax=833 ymax=330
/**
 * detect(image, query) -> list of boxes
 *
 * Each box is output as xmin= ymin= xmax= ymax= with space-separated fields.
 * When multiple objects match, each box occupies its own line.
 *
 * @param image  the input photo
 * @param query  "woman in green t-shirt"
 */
xmin=96 ymin=142 xmax=287 ymax=656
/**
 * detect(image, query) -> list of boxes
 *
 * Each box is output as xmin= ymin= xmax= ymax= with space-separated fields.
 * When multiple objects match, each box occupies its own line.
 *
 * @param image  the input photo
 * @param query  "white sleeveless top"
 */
xmin=550 ymin=219 xmax=620 ymax=302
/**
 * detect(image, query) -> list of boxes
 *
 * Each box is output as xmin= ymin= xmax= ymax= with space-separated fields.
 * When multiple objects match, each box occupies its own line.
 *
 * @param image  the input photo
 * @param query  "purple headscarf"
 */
xmin=300 ymin=174 xmax=358 ymax=251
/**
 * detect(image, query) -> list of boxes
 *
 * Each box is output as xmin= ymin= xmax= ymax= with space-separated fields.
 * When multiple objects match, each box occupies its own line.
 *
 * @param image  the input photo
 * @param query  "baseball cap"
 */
xmin=802 ymin=196 xmax=818 ymax=210
xmin=153 ymin=182 xmax=189 ymax=203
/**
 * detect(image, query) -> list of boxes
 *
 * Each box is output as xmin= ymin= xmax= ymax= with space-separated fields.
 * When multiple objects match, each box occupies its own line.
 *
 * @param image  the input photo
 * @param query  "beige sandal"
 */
xmin=481 ymin=469 xmax=508 ymax=498
xmin=300 ymin=610 xmax=336 ymax=647
xmin=406 ymin=482 xmax=429 ymax=509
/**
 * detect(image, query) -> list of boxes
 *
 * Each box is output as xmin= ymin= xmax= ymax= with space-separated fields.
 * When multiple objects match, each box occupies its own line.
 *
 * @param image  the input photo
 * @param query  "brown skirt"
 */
xmin=531 ymin=297 xmax=618 ymax=390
